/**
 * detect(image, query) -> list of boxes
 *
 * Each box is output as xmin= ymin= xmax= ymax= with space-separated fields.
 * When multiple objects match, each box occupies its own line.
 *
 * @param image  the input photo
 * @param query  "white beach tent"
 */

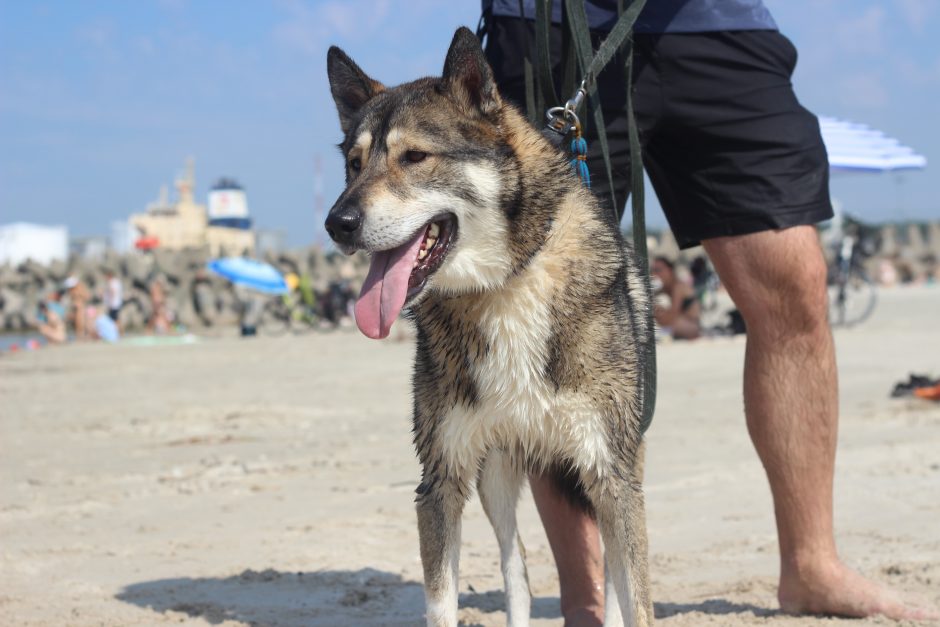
xmin=819 ymin=117 xmax=927 ymax=173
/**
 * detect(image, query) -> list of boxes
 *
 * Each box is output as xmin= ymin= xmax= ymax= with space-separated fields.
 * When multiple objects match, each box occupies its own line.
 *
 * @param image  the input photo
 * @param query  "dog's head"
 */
xmin=325 ymin=27 xmax=515 ymax=339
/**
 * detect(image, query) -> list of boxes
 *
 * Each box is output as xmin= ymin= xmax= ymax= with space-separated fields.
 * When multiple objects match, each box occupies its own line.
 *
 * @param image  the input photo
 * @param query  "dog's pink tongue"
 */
xmin=355 ymin=230 xmax=425 ymax=339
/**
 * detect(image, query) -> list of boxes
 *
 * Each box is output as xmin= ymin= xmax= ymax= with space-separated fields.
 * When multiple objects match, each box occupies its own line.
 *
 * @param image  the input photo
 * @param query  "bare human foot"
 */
xmin=779 ymin=557 xmax=940 ymax=621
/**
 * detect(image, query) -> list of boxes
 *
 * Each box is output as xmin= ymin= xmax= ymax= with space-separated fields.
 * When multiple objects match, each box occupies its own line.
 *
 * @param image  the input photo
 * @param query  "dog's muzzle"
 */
xmin=325 ymin=205 xmax=363 ymax=247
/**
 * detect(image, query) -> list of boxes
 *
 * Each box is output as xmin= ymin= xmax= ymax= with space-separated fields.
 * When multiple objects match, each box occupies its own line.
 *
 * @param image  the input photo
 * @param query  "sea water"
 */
xmin=0 ymin=334 xmax=46 ymax=353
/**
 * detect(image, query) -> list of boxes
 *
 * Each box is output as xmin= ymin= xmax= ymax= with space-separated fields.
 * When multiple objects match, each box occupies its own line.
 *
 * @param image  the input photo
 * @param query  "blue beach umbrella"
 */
xmin=820 ymin=117 xmax=927 ymax=173
xmin=207 ymin=257 xmax=289 ymax=294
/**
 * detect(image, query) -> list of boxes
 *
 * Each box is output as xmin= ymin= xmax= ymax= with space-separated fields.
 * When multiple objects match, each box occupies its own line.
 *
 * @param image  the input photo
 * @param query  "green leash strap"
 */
xmin=578 ymin=0 xmax=646 ymax=94
xmin=534 ymin=0 xmax=558 ymax=118
xmin=563 ymin=0 xmax=616 ymax=211
xmin=516 ymin=0 xmax=538 ymax=124
xmin=619 ymin=0 xmax=656 ymax=434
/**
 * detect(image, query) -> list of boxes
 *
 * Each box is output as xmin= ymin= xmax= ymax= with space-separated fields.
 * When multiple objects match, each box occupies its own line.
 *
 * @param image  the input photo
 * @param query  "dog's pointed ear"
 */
xmin=442 ymin=27 xmax=501 ymax=117
xmin=327 ymin=46 xmax=385 ymax=134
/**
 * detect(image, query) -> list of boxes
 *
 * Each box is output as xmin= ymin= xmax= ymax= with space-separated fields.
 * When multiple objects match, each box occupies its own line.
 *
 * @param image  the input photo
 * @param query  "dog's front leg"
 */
xmin=593 ymin=472 xmax=653 ymax=627
xmin=604 ymin=560 xmax=624 ymax=627
xmin=478 ymin=450 xmax=530 ymax=626
xmin=416 ymin=477 xmax=466 ymax=627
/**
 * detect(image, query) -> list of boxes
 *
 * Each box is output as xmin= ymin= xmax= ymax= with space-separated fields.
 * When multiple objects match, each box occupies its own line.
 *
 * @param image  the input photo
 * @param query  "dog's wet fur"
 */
xmin=326 ymin=27 xmax=654 ymax=626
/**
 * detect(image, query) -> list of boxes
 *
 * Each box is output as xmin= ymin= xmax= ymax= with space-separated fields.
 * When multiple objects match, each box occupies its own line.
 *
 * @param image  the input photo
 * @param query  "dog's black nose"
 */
xmin=325 ymin=206 xmax=363 ymax=245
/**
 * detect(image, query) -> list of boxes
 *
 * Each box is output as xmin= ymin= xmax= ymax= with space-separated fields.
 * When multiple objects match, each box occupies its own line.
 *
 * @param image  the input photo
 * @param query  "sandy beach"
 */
xmin=2 ymin=285 xmax=938 ymax=626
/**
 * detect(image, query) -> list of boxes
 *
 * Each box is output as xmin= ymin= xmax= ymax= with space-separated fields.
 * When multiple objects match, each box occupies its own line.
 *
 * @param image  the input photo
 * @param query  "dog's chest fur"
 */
xmin=413 ymin=240 xmax=617 ymax=481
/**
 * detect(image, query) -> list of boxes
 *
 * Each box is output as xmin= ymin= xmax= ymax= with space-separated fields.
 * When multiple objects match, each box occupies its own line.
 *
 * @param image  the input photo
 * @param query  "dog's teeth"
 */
xmin=425 ymin=236 xmax=437 ymax=248
xmin=429 ymin=223 xmax=440 ymax=238
xmin=418 ymin=249 xmax=428 ymax=260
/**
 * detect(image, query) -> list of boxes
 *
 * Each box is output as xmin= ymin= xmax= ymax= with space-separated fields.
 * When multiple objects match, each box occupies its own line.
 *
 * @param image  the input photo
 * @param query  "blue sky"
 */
xmin=1 ymin=1 xmax=937 ymax=246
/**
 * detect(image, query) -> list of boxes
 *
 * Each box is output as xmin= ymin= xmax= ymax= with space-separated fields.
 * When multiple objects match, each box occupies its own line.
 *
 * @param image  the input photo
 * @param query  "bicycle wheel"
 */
xmin=828 ymin=268 xmax=876 ymax=327
xmin=259 ymin=300 xmax=290 ymax=336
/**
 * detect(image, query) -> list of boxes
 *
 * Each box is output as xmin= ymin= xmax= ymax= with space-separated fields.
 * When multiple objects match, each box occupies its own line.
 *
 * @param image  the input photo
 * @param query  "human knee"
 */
xmin=738 ymin=248 xmax=829 ymax=337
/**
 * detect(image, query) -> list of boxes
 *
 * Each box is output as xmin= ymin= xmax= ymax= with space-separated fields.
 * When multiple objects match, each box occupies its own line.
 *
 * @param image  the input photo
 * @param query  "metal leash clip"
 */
xmin=542 ymin=81 xmax=588 ymax=147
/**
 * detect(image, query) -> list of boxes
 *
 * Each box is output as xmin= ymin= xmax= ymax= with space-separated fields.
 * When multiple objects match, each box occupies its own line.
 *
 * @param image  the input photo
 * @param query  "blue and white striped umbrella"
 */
xmin=820 ymin=117 xmax=927 ymax=173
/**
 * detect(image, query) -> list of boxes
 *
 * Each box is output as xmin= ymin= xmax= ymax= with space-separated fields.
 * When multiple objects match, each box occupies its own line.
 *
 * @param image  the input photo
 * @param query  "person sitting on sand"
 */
xmin=35 ymin=295 xmax=67 ymax=344
xmin=88 ymin=301 xmax=120 ymax=343
xmin=148 ymin=275 xmax=171 ymax=334
xmin=63 ymin=275 xmax=91 ymax=339
xmin=652 ymin=256 xmax=701 ymax=340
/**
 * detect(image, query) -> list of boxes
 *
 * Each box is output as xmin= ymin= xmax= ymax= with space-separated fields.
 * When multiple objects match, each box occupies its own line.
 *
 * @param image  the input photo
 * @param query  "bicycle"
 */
xmin=826 ymin=218 xmax=878 ymax=328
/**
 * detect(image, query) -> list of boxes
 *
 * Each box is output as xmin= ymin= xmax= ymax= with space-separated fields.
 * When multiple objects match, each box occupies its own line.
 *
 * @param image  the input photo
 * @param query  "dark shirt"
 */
xmin=483 ymin=0 xmax=778 ymax=33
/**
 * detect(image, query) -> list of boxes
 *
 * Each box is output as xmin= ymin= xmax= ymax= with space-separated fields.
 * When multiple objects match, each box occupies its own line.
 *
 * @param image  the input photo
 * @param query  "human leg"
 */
xmin=529 ymin=474 xmax=605 ymax=627
xmin=703 ymin=226 xmax=937 ymax=620
xmin=37 ymin=322 xmax=66 ymax=344
xmin=70 ymin=303 xmax=86 ymax=339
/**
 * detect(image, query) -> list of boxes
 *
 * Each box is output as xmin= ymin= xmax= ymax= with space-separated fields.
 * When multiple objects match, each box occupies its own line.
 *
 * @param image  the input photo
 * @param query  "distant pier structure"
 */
xmin=129 ymin=158 xmax=256 ymax=256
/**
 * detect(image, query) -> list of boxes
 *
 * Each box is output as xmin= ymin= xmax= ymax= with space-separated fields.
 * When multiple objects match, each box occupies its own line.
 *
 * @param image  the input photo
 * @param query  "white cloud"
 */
xmin=834 ymin=6 xmax=886 ymax=56
xmin=271 ymin=0 xmax=322 ymax=56
xmin=894 ymin=0 xmax=935 ymax=34
xmin=272 ymin=0 xmax=391 ymax=56
xmin=136 ymin=36 xmax=156 ymax=57
xmin=320 ymin=0 xmax=390 ymax=40
xmin=896 ymin=56 xmax=940 ymax=86
xmin=75 ymin=19 xmax=115 ymax=49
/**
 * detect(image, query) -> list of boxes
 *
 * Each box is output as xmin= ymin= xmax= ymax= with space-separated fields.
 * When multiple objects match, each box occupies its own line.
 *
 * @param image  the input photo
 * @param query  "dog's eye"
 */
xmin=404 ymin=150 xmax=427 ymax=164
xmin=349 ymin=157 xmax=361 ymax=172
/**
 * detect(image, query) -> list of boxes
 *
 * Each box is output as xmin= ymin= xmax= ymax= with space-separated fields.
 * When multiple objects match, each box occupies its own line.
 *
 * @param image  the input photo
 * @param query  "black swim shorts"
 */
xmin=483 ymin=16 xmax=834 ymax=249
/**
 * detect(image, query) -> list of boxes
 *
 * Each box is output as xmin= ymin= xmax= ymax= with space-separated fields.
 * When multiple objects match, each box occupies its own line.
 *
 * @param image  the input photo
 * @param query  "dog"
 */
xmin=325 ymin=27 xmax=653 ymax=627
